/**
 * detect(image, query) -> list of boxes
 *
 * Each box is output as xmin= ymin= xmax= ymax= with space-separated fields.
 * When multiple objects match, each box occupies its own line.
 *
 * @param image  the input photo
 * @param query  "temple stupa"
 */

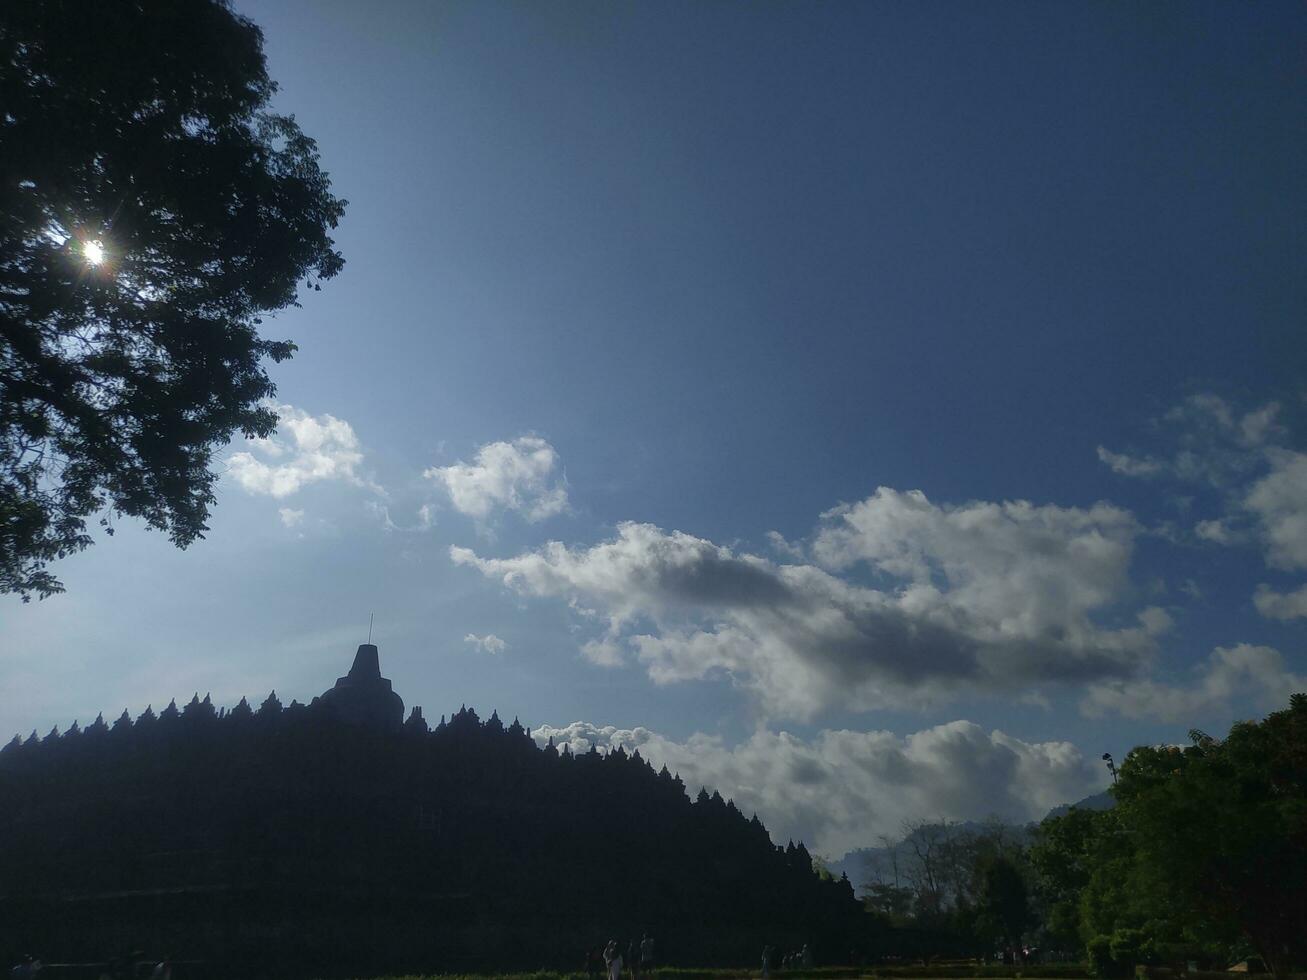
xmin=315 ymin=643 xmax=405 ymax=733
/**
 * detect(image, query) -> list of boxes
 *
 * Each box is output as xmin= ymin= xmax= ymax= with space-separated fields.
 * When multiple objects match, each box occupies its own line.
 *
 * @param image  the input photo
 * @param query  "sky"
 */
xmin=3 ymin=0 xmax=1307 ymax=861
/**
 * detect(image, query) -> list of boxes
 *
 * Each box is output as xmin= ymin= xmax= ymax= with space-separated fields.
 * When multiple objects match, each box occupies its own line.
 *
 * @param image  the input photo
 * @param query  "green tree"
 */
xmin=973 ymin=853 xmax=1033 ymax=951
xmin=1114 ymin=695 xmax=1307 ymax=979
xmin=863 ymin=881 xmax=915 ymax=922
xmin=1030 ymin=806 xmax=1119 ymax=954
xmin=1 ymin=0 xmax=345 ymax=598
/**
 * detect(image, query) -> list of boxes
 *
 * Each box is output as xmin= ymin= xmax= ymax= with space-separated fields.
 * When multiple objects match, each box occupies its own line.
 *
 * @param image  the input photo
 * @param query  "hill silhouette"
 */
xmin=0 ymin=645 xmax=862 ymax=978
xmin=1040 ymin=789 xmax=1114 ymax=822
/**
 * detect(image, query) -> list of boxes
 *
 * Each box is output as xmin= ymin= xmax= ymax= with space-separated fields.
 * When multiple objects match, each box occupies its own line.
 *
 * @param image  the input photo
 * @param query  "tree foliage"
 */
xmin=0 ymin=0 xmax=345 ymax=598
xmin=1112 ymin=694 xmax=1307 ymax=978
xmin=860 ymin=819 xmax=1035 ymax=960
xmin=850 ymin=694 xmax=1307 ymax=973
xmin=973 ymin=854 xmax=1033 ymax=951
xmin=1023 ymin=694 xmax=1307 ymax=978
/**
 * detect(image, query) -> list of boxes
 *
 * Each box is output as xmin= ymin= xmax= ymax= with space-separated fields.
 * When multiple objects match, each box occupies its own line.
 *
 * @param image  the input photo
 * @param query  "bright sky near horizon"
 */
xmin=3 ymin=0 xmax=1306 ymax=859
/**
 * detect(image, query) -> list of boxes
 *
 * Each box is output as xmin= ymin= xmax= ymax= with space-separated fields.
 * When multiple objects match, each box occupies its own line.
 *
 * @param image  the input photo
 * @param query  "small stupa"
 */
xmin=316 ymin=643 xmax=404 ymax=733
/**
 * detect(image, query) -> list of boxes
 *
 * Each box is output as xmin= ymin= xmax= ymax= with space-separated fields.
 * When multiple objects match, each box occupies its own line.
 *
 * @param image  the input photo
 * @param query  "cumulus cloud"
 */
xmin=1239 ymin=403 xmax=1284 ymax=447
xmin=766 ymin=530 xmax=807 ymax=560
xmin=1253 ymin=583 xmax=1307 ymax=621
xmin=452 ymin=488 xmax=1158 ymax=719
xmin=464 ymin=633 xmax=508 ymax=654
xmin=580 ymin=638 xmax=624 ymax=667
xmin=425 ymin=436 xmax=568 ymax=522
xmin=530 ymin=720 xmax=1100 ymax=856
xmin=1082 ymin=644 xmax=1307 ymax=722
xmin=1244 ymin=449 xmax=1307 ymax=571
xmin=228 ymin=404 xmax=376 ymax=498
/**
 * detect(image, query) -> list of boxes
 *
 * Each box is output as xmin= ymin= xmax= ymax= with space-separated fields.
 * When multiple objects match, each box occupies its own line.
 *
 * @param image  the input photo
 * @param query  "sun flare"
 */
xmin=83 ymin=240 xmax=105 ymax=265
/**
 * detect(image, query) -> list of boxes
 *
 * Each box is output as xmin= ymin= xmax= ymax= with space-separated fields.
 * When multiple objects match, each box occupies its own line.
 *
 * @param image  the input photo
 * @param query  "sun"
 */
xmin=83 ymin=240 xmax=105 ymax=265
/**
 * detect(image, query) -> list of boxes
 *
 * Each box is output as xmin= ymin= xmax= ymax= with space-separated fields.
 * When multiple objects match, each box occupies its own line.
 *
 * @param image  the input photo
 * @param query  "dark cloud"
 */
xmin=454 ymin=489 xmax=1161 ymax=719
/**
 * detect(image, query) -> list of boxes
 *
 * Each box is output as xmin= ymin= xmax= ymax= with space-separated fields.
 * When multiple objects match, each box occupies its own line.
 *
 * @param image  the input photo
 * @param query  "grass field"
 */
xmin=346 ymin=969 xmax=1094 ymax=980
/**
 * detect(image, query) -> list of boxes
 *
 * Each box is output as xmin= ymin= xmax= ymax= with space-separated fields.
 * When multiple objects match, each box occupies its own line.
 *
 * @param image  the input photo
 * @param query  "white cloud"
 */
xmin=278 ymin=508 xmax=305 ymax=528
xmin=580 ymin=638 xmax=624 ymax=667
xmin=1164 ymin=393 xmax=1236 ymax=431
xmin=425 ymin=436 xmax=568 ymax=522
xmin=1096 ymin=446 xmax=1163 ymax=478
xmin=530 ymin=720 xmax=1101 ymax=857
xmin=227 ymin=404 xmax=376 ymax=499
xmin=1194 ymin=518 xmax=1236 ymax=544
xmin=1102 ymin=397 xmax=1307 ymax=588
xmin=1082 ymin=644 xmax=1307 ymax=722
xmin=766 ymin=530 xmax=806 ymax=560
xmin=1244 ymin=449 xmax=1307 ymax=571
xmin=1253 ymin=583 xmax=1307 ymax=621
xmin=364 ymin=500 xmax=399 ymax=532
xmin=810 ymin=489 xmax=1141 ymax=637
xmin=452 ymin=488 xmax=1156 ymax=719
xmin=363 ymin=501 xmax=439 ymax=535
xmin=1239 ymin=403 xmax=1283 ymax=447
xmin=1098 ymin=396 xmax=1280 ymax=488
xmin=464 ymin=633 xmax=507 ymax=654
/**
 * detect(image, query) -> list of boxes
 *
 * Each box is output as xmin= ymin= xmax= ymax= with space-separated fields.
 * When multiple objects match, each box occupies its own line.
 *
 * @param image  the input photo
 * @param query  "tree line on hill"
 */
xmin=853 ymin=694 xmax=1307 ymax=980
xmin=0 ymin=694 xmax=861 ymax=978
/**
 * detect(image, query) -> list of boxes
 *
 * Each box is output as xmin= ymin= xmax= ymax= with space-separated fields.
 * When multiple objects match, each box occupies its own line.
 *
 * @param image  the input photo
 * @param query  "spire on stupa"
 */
xmin=315 ymin=644 xmax=404 ymax=733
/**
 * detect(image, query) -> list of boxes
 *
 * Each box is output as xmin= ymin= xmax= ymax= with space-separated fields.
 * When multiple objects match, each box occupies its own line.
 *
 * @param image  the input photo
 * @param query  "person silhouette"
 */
xmin=604 ymin=939 xmax=623 ymax=980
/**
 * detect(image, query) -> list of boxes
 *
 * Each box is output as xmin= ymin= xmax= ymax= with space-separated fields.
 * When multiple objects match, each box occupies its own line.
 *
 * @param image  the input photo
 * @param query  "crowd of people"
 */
xmin=760 ymin=942 xmax=812 ymax=977
xmin=8 ymin=957 xmax=172 ymax=980
xmin=17 ymin=941 xmax=829 ymax=979
xmin=583 ymin=936 xmax=819 ymax=980
xmin=588 ymin=935 xmax=655 ymax=980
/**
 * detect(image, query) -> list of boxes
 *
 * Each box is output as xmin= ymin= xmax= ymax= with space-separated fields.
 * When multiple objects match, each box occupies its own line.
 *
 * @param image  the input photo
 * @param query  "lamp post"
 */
xmin=1102 ymin=752 xmax=1117 ymax=784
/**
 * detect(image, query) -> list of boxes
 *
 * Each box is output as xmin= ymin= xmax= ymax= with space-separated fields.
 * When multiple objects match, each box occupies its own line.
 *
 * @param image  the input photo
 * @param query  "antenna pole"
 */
xmin=368 ymin=612 xmax=374 ymax=645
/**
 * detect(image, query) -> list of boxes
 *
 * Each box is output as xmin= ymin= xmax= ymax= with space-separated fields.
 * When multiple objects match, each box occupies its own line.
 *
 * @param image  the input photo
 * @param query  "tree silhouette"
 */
xmin=973 ymin=854 xmax=1032 ymax=950
xmin=0 ymin=0 xmax=346 ymax=599
xmin=0 ymin=692 xmax=864 ymax=975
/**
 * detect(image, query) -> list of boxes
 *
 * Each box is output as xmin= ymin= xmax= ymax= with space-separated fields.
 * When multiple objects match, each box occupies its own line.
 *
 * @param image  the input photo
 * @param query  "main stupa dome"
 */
xmin=315 ymin=643 xmax=404 ymax=733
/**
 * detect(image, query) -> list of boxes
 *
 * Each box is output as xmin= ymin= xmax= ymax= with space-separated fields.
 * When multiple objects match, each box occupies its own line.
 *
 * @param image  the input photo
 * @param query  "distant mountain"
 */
xmin=829 ymin=791 xmax=1116 ymax=885
xmin=827 ymin=842 xmax=894 ymax=886
xmin=1042 ymin=788 xmax=1115 ymax=821
xmin=828 ymin=819 xmax=1031 ymax=884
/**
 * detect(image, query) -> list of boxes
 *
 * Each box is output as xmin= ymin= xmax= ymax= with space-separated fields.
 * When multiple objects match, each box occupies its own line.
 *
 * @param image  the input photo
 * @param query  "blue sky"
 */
xmin=3 ymin=0 xmax=1306 ymax=858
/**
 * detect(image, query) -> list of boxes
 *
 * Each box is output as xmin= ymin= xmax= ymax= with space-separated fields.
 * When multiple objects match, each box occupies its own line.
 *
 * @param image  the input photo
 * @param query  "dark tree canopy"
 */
xmin=0 ymin=697 xmax=863 ymax=975
xmin=0 ymin=0 xmax=345 ymax=598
